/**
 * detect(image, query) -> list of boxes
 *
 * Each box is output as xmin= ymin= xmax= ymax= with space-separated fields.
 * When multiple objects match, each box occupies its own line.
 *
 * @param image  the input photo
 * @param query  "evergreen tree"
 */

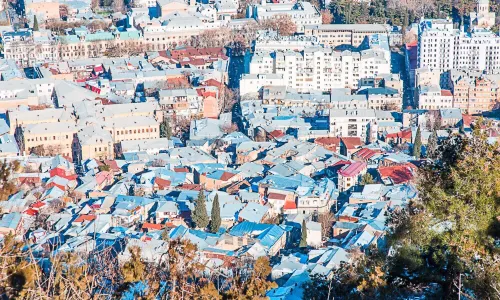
xmin=387 ymin=128 xmax=500 ymax=298
xmin=33 ymin=15 xmax=39 ymax=31
xmin=192 ymin=190 xmax=209 ymax=229
xmin=161 ymin=229 xmax=169 ymax=241
xmin=360 ymin=173 xmax=375 ymax=185
xmin=412 ymin=126 xmax=422 ymax=158
xmin=299 ymin=220 xmax=308 ymax=248
xmin=160 ymin=119 xmax=172 ymax=139
xmin=426 ymin=130 xmax=438 ymax=159
xmin=209 ymin=194 xmax=221 ymax=233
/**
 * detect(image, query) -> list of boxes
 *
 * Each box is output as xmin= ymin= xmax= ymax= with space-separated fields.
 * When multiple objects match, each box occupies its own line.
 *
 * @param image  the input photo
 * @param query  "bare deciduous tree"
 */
xmin=318 ymin=212 xmax=335 ymax=240
xmin=259 ymin=14 xmax=297 ymax=36
xmin=321 ymin=9 xmax=334 ymax=24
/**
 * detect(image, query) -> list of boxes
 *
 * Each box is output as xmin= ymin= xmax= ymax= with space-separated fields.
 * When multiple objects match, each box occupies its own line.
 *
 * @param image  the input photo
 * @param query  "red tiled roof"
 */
xmin=142 ymin=222 xmax=164 ymax=231
xmin=378 ymin=164 xmax=415 ymax=184
xmin=269 ymin=130 xmax=285 ymax=139
xmin=31 ymin=202 xmax=46 ymax=209
xmin=74 ymin=215 xmax=96 ymax=223
xmin=315 ymin=137 xmax=340 ymax=150
xmin=103 ymin=160 xmax=120 ymax=172
xmin=178 ymin=184 xmax=202 ymax=191
xmin=331 ymin=160 xmax=352 ymax=168
xmin=155 ymin=177 xmax=172 ymax=188
xmin=268 ymin=193 xmax=286 ymax=200
xmin=283 ymin=200 xmax=297 ymax=209
xmin=341 ymin=137 xmax=363 ymax=150
xmin=166 ymin=77 xmax=190 ymax=87
xmin=353 ymin=148 xmax=377 ymax=160
xmin=386 ymin=128 xmax=412 ymax=140
xmin=338 ymin=161 xmax=366 ymax=177
xmin=168 ymin=47 xmax=226 ymax=60
xmin=174 ymin=167 xmax=189 ymax=173
xmin=462 ymin=114 xmax=475 ymax=127
xmin=219 ymin=171 xmax=237 ymax=181
xmin=24 ymin=208 xmax=38 ymax=216
xmin=201 ymin=79 xmax=223 ymax=88
xmin=441 ymin=90 xmax=452 ymax=97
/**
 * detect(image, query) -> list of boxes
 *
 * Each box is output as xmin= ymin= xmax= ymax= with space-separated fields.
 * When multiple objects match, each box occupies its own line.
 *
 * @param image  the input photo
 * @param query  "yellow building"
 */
xmin=74 ymin=125 xmax=114 ymax=162
xmin=22 ymin=122 xmax=77 ymax=159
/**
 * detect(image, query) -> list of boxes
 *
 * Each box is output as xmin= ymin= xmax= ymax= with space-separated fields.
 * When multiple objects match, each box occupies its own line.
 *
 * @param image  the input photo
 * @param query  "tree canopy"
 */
xmin=209 ymin=194 xmax=221 ymax=233
xmin=386 ymin=126 xmax=500 ymax=298
xmin=192 ymin=190 xmax=209 ymax=229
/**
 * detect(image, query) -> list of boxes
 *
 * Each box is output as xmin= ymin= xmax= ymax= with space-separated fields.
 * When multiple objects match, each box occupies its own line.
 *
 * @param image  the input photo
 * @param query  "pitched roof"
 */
xmin=378 ymin=163 xmax=415 ymax=184
xmin=74 ymin=214 xmax=96 ymax=223
xmin=315 ymin=137 xmax=340 ymax=151
xmin=385 ymin=128 xmax=412 ymax=140
xmin=269 ymin=130 xmax=285 ymax=138
xmin=338 ymin=161 xmax=366 ymax=177
xmin=142 ymin=222 xmax=164 ymax=231
xmin=283 ymin=200 xmax=297 ymax=209
xmin=155 ymin=177 xmax=172 ymax=188
xmin=341 ymin=137 xmax=363 ymax=150
xmin=353 ymin=148 xmax=378 ymax=160
xmin=440 ymin=89 xmax=452 ymax=96
xmin=268 ymin=192 xmax=286 ymax=200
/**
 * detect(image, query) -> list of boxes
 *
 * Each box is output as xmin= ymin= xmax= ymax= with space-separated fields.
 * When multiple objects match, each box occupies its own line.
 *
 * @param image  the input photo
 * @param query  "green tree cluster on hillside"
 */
xmin=329 ymin=0 xmax=473 ymax=28
xmin=303 ymin=126 xmax=500 ymax=298
xmin=386 ymin=124 xmax=500 ymax=298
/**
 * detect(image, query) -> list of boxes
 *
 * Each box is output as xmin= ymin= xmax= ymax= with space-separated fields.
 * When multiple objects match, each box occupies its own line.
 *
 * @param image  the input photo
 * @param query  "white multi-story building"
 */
xmin=418 ymin=18 xmax=500 ymax=75
xmin=242 ymin=45 xmax=390 ymax=95
xmin=329 ymin=109 xmax=394 ymax=139
xmin=3 ymin=30 xmax=60 ymax=67
xmin=239 ymin=74 xmax=285 ymax=96
xmin=253 ymin=30 xmax=321 ymax=51
xmin=246 ymin=1 xmax=321 ymax=33
xmin=417 ymin=18 xmax=456 ymax=72
xmin=304 ymin=24 xmax=390 ymax=48
xmin=417 ymin=85 xmax=453 ymax=110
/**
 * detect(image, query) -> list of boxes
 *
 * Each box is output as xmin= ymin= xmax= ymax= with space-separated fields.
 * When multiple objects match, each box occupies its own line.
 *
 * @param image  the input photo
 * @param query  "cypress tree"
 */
xmin=209 ymin=194 xmax=221 ymax=233
xmin=299 ymin=220 xmax=308 ymax=248
xmin=412 ymin=126 xmax=422 ymax=158
xmin=192 ymin=190 xmax=209 ymax=229
xmin=160 ymin=119 xmax=172 ymax=139
xmin=427 ymin=130 xmax=438 ymax=159
xmin=33 ymin=15 xmax=39 ymax=31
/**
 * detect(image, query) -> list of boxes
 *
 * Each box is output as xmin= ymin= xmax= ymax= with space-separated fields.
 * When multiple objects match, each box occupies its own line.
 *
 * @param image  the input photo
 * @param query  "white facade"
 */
xmin=417 ymin=85 xmax=453 ymax=110
xmin=244 ymin=46 xmax=390 ymax=94
xmin=247 ymin=1 xmax=321 ymax=33
xmin=239 ymin=74 xmax=285 ymax=96
xmin=418 ymin=18 xmax=500 ymax=75
xmin=329 ymin=109 xmax=394 ymax=138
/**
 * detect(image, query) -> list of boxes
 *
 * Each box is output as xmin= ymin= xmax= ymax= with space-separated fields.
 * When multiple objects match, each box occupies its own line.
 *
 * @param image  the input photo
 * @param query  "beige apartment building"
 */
xmin=7 ymin=108 xmax=73 ymax=134
xmin=16 ymin=101 xmax=161 ymax=161
xmin=103 ymin=116 xmax=160 ymax=144
xmin=304 ymin=24 xmax=389 ymax=47
xmin=74 ymin=125 xmax=114 ymax=162
xmin=451 ymin=76 xmax=500 ymax=114
xmin=21 ymin=122 xmax=78 ymax=159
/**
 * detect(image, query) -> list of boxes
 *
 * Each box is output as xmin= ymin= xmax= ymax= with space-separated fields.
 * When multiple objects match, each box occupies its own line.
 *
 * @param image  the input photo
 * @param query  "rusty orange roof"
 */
xmin=142 ymin=222 xmax=164 ymax=231
xmin=341 ymin=137 xmax=363 ymax=149
xmin=74 ymin=215 xmax=96 ymax=223
xmin=378 ymin=164 xmax=416 ymax=184
xmin=441 ymin=90 xmax=452 ymax=97
xmin=268 ymin=193 xmax=286 ymax=200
